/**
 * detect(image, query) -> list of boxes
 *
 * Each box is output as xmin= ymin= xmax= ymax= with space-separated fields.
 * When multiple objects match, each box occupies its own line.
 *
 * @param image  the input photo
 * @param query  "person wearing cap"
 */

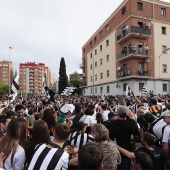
xmin=0 ymin=114 xmax=11 ymax=138
xmin=162 ymin=110 xmax=170 ymax=167
xmin=57 ymin=104 xmax=75 ymax=124
xmin=69 ymin=122 xmax=94 ymax=150
xmin=103 ymin=112 xmax=118 ymax=126
xmin=105 ymin=105 xmax=139 ymax=170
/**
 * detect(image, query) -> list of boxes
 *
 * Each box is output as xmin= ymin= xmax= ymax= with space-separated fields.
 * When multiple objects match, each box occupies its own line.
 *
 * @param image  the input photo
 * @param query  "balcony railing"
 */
xmin=117 ymin=69 xmax=151 ymax=79
xmin=117 ymin=47 xmax=151 ymax=61
xmin=81 ymin=73 xmax=86 ymax=77
xmin=116 ymin=26 xmax=151 ymax=43
xmin=79 ymin=62 xmax=86 ymax=68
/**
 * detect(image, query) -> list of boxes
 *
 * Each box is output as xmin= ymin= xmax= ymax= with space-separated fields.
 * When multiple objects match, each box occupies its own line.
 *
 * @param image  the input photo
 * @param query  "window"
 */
xmin=100 ymin=59 xmax=102 ymax=65
xmin=107 ymin=70 xmax=109 ymax=77
xmin=90 ymin=53 xmax=92 ymax=58
xmin=106 ymin=40 xmax=109 ymax=46
xmin=106 ymin=55 xmax=109 ymax=62
xmin=99 ymin=31 xmax=102 ymax=38
xmin=95 ymin=74 xmax=97 ymax=81
xmin=91 ymin=88 xmax=93 ymax=94
xmin=162 ymin=27 xmax=166 ymax=34
xmin=161 ymin=8 xmax=166 ymax=16
xmin=95 ymin=87 xmax=97 ymax=94
xmin=100 ymin=73 xmax=103 ymax=79
xmin=100 ymin=87 xmax=103 ymax=93
xmin=163 ymin=84 xmax=167 ymax=91
xmin=106 ymin=25 xmax=109 ymax=32
xmin=139 ymin=83 xmax=144 ymax=91
xmin=162 ymin=64 xmax=167 ymax=72
xmin=90 ymin=41 xmax=92 ymax=48
xmin=137 ymin=2 xmax=143 ymax=10
xmin=106 ymin=86 xmax=110 ymax=93
xmin=95 ymin=49 xmax=97 ymax=55
xmin=162 ymin=45 xmax=167 ymax=53
xmin=95 ymin=62 xmax=97 ymax=68
xmin=123 ymin=83 xmax=127 ymax=92
xmin=90 ymin=76 xmax=92 ymax=82
xmin=94 ymin=36 xmax=97 ymax=42
xmin=122 ymin=6 xmax=126 ymax=15
xmin=90 ymin=64 xmax=92 ymax=70
xmin=100 ymin=45 xmax=102 ymax=51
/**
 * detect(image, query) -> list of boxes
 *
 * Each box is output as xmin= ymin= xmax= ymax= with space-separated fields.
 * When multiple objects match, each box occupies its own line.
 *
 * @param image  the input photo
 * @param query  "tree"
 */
xmin=69 ymin=72 xmax=82 ymax=95
xmin=58 ymin=57 xmax=68 ymax=94
xmin=0 ymin=82 xmax=10 ymax=95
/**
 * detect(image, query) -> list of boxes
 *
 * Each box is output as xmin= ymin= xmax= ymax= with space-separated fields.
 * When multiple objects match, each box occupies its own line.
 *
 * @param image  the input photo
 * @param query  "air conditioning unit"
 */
xmin=127 ymin=70 xmax=131 ymax=75
xmin=120 ymin=72 xmax=124 ymax=77
xmin=145 ymin=22 xmax=150 ymax=27
xmin=117 ymin=66 xmax=121 ymax=70
xmin=117 ymin=72 xmax=120 ymax=77
xmin=145 ymin=59 xmax=149 ymax=62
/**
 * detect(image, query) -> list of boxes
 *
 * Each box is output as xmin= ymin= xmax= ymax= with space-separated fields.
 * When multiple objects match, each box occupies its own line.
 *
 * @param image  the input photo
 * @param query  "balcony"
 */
xmin=81 ymin=73 xmax=86 ymax=78
xmin=116 ymin=26 xmax=151 ymax=44
xmin=79 ymin=62 xmax=86 ymax=68
xmin=117 ymin=70 xmax=151 ymax=80
xmin=116 ymin=47 xmax=151 ymax=62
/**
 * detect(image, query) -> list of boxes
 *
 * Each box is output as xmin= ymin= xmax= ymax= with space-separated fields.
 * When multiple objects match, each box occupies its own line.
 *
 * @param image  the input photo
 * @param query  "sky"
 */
xmin=0 ymin=0 xmax=170 ymax=77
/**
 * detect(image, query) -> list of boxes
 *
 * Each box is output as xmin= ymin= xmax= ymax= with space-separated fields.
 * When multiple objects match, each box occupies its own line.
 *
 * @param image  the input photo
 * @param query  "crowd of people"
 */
xmin=0 ymin=93 xmax=170 ymax=170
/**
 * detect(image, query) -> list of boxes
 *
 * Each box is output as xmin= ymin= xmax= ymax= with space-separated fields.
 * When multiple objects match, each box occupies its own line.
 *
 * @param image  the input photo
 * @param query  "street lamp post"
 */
xmin=159 ymin=48 xmax=170 ymax=78
xmin=9 ymin=47 xmax=13 ymax=98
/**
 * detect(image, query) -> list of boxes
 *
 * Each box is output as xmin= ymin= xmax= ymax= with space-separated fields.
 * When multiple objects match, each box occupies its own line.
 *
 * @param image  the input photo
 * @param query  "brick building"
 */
xmin=0 ymin=61 xmax=13 ymax=85
xmin=19 ymin=62 xmax=51 ymax=94
xmin=81 ymin=0 xmax=170 ymax=96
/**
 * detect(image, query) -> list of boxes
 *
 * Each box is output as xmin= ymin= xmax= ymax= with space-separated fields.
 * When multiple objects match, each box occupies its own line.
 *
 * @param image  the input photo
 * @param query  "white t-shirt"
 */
xmin=102 ymin=110 xmax=110 ymax=122
xmin=84 ymin=115 xmax=97 ymax=126
xmin=153 ymin=119 xmax=167 ymax=139
xmin=162 ymin=125 xmax=170 ymax=143
xmin=4 ymin=145 xmax=25 ymax=170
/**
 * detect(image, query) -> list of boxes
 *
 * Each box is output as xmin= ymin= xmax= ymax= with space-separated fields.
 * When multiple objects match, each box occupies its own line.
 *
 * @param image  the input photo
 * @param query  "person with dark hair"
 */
xmin=42 ymin=108 xmax=56 ymax=138
xmin=115 ymin=132 xmax=163 ymax=170
xmin=78 ymin=143 xmax=103 ymax=170
xmin=26 ymin=120 xmax=51 ymax=164
xmin=79 ymin=106 xmax=96 ymax=126
xmin=106 ymin=106 xmax=139 ymax=170
xmin=14 ymin=104 xmax=34 ymax=127
xmin=101 ymin=104 xmax=110 ymax=122
xmin=0 ymin=119 xmax=27 ymax=170
xmin=149 ymin=98 xmax=162 ymax=117
xmin=0 ymin=114 xmax=11 ymax=138
xmin=27 ymin=123 xmax=71 ymax=170
xmin=69 ymin=122 xmax=94 ymax=149
xmin=134 ymin=152 xmax=153 ymax=170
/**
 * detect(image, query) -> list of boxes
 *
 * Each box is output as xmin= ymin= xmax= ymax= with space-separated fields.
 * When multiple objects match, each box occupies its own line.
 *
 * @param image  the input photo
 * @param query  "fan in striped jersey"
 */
xmin=9 ymin=70 xmax=19 ymax=103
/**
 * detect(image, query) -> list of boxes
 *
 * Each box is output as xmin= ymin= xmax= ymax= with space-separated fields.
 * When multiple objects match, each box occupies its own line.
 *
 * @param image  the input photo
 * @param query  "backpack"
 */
xmin=136 ymin=147 xmax=164 ymax=170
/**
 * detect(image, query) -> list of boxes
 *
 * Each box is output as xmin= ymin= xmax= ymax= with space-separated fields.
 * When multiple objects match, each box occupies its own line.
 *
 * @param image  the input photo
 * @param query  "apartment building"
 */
xmin=0 ymin=61 xmax=13 ymax=85
xmin=81 ymin=0 xmax=170 ymax=96
xmin=19 ymin=62 xmax=51 ymax=94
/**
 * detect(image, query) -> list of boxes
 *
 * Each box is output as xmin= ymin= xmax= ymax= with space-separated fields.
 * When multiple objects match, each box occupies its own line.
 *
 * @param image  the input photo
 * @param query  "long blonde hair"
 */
xmin=0 ymin=118 xmax=27 ymax=165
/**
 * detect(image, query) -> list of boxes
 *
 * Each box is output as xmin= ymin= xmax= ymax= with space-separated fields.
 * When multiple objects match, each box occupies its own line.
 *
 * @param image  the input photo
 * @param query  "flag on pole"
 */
xmin=141 ymin=87 xmax=149 ymax=97
xmin=126 ymin=85 xmax=134 ymax=97
xmin=43 ymin=73 xmax=49 ymax=97
xmin=9 ymin=70 xmax=19 ymax=103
